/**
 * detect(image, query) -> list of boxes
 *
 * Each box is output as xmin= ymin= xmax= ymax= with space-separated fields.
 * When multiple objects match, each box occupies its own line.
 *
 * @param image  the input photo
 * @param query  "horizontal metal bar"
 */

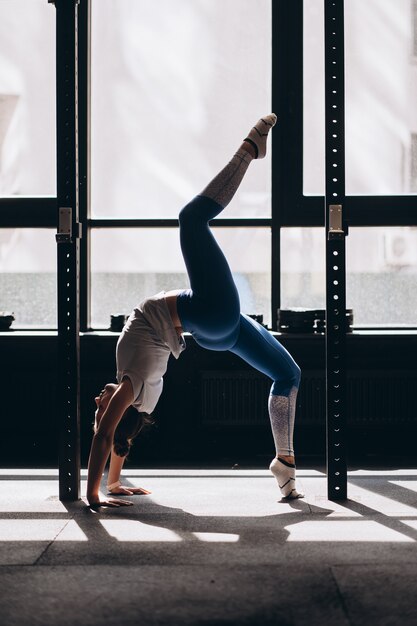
xmin=0 ymin=197 xmax=57 ymax=227
xmin=89 ymin=217 xmax=272 ymax=228
xmin=346 ymin=196 xmax=417 ymax=226
xmin=280 ymin=195 xmax=417 ymax=227
xmin=1 ymin=195 xmax=416 ymax=228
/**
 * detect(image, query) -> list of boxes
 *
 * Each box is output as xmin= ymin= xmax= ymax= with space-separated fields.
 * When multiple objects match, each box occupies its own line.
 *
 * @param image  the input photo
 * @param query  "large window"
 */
xmin=91 ymin=0 xmax=272 ymax=218
xmin=90 ymin=0 xmax=272 ymax=328
xmin=293 ymin=0 xmax=417 ymax=327
xmin=1 ymin=1 xmax=416 ymax=331
xmin=0 ymin=1 xmax=56 ymax=329
xmin=304 ymin=0 xmax=416 ymax=197
xmin=0 ymin=0 xmax=56 ymax=196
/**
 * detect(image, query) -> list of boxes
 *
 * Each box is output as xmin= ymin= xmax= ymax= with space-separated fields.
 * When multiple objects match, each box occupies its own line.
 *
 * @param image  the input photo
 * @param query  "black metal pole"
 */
xmin=78 ymin=0 xmax=91 ymax=332
xmin=272 ymin=1 xmax=304 ymax=329
xmin=324 ymin=0 xmax=348 ymax=500
xmin=51 ymin=0 xmax=81 ymax=501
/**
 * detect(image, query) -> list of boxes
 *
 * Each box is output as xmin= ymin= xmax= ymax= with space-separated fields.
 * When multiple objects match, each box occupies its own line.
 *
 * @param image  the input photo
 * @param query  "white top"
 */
xmin=116 ymin=292 xmax=185 ymax=413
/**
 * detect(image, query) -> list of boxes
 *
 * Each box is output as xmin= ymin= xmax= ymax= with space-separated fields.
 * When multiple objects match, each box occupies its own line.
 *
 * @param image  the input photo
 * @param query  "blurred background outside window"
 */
xmin=92 ymin=227 xmax=271 ymax=327
xmin=0 ymin=229 xmax=56 ymax=327
xmin=281 ymin=226 xmax=417 ymax=327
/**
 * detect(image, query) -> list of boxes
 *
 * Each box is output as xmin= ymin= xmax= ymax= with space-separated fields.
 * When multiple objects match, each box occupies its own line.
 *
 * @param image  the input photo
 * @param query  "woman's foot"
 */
xmin=270 ymin=456 xmax=304 ymax=499
xmin=243 ymin=114 xmax=277 ymax=159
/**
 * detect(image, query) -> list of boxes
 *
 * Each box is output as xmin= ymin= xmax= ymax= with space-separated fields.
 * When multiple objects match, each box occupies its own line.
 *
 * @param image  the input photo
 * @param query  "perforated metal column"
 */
xmin=52 ymin=0 xmax=81 ymax=501
xmin=324 ymin=0 xmax=348 ymax=500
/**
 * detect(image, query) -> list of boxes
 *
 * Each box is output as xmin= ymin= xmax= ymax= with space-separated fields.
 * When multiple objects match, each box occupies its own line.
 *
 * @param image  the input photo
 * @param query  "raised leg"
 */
xmin=200 ymin=114 xmax=277 ymax=207
xmin=177 ymin=114 xmax=277 ymax=349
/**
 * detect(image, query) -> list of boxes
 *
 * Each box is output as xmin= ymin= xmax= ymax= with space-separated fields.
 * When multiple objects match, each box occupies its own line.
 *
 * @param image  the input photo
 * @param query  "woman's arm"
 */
xmin=86 ymin=379 xmax=134 ymax=507
xmin=107 ymin=451 xmax=126 ymax=489
xmin=107 ymin=451 xmax=152 ymax=496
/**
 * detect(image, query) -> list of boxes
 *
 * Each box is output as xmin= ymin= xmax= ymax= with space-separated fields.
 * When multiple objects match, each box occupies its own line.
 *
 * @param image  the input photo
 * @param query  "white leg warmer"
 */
xmin=268 ymin=387 xmax=298 ymax=457
xmin=200 ymin=149 xmax=253 ymax=208
xmin=268 ymin=387 xmax=304 ymax=499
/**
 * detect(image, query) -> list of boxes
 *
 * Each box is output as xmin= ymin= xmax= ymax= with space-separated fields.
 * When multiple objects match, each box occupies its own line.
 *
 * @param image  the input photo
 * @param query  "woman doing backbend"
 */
xmin=87 ymin=114 xmax=303 ymax=508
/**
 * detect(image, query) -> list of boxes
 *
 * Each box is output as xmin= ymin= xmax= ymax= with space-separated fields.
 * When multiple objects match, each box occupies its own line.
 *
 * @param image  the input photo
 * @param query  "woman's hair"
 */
xmin=113 ymin=406 xmax=154 ymax=458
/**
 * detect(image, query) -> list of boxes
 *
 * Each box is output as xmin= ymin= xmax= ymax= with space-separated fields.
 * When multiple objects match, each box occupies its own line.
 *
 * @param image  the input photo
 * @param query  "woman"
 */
xmin=87 ymin=114 xmax=303 ymax=508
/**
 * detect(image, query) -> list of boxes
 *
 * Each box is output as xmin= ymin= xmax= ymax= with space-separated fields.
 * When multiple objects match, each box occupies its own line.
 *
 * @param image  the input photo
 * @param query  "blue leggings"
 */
xmin=176 ymin=196 xmax=301 ymax=396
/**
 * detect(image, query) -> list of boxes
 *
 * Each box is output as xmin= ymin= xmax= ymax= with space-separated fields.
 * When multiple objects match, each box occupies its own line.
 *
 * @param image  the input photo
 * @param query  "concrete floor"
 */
xmin=1 ymin=468 xmax=417 ymax=626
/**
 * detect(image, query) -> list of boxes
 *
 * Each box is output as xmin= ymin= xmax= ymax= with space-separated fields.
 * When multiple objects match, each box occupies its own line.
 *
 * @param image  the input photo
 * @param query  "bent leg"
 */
xmin=230 ymin=314 xmax=301 ymax=397
xmin=230 ymin=315 xmax=303 ymax=498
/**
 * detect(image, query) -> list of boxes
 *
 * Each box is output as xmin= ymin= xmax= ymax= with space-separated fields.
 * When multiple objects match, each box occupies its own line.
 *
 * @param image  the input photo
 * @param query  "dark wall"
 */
xmin=1 ymin=332 xmax=417 ymax=468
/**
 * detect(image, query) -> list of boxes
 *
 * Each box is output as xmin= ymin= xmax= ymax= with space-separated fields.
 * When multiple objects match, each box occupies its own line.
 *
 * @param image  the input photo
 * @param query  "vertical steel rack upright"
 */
xmin=51 ymin=0 xmax=82 ymax=501
xmin=324 ymin=0 xmax=348 ymax=500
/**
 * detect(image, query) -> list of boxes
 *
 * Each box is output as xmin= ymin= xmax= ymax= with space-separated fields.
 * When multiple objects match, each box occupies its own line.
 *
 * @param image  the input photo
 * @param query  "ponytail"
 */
xmin=113 ymin=406 xmax=154 ymax=458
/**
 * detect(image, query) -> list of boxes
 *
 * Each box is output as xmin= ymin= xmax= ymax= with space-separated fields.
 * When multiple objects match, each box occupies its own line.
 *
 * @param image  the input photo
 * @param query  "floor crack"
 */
xmin=330 ymin=565 xmax=352 ymax=626
xmin=32 ymin=518 xmax=72 ymax=566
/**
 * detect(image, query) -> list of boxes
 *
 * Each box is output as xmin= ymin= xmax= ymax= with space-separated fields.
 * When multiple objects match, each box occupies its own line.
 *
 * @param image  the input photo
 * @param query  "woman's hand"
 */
xmin=108 ymin=485 xmax=152 ymax=496
xmin=87 ymin=495 xmax=134 ymax=509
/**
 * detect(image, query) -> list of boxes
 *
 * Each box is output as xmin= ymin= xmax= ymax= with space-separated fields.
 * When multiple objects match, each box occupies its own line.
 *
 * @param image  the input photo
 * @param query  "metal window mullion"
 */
xmin=324 ymin=0 xmax=348 ymax=500
xmin=53 ymin=0 xmax=81 ymax=501
xmin=272 ymin=1 xmax=304 ymax=327
xmin=78 ymin=0 xmax=91 ymax=332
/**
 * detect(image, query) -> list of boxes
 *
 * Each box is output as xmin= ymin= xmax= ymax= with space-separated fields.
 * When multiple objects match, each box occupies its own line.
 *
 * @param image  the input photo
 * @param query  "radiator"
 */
xmin=200 ymin=370 xmax=417 ymax=426
xmin=201 ymin=371 xmax=270 ymax=425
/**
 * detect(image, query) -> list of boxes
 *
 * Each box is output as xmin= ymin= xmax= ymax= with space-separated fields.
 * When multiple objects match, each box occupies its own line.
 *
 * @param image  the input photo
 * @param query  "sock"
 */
xmin=243 ymin=113 xmax=277 ymax=159
xmin=200 ymin=113 xmax=277 ymax=208
xmin=270 ymin=457 xmax=304 ymax=499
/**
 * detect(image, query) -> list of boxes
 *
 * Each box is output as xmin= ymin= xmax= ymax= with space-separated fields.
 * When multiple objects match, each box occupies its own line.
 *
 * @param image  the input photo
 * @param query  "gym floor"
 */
xmin=1 ymin=467 xmax=417 ymax=626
